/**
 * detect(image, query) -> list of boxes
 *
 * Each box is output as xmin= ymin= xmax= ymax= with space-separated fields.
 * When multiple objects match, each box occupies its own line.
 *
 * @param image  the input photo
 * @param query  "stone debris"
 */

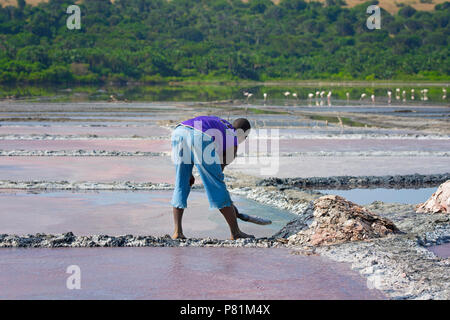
xmin=0 ymin=232 xmax=281 ymax=249
xmin=258 ymin=173 xmax=450 ymax=190
xmin=0 ymin=180 xmax=177 ymax=191
xmin=278 ymin=151 xmax=450 ymax=157
xmin=231 ymin=187 xmax=315 ymax=215
xmin=0 ymin=150 xmax=170 ymax=157
xmin=317 ymin=237 xmax=450 ymax=300
xmin=275 ymin=133 xmax=450 ymax=140
xmin=0 ymin=134 xmax=169 ymax=141
xmin=287 ymin=195 xmax=400 ymax=246
xmin=416 ymin=180 xmax=450 ymax=214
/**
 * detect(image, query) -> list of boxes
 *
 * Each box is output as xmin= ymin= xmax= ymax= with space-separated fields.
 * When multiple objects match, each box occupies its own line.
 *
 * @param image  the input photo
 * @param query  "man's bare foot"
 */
xmin=230 ymin=231 xmax=255 ymax=240
xmin=172 ymin=232 xmax=186 ymax=240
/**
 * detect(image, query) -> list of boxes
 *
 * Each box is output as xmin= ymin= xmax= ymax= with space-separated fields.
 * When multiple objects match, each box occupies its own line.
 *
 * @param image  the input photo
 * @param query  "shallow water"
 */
xmin=229 ymin=156 xmax=450 ymax=178
xmin=320 ymin=188 xmax=436 ymax=205
xmin=284 ymin=104 xmax=450 ymax=120
xmin=252 ymin=138 xmax=450 ymax=154
xmin=0 ymin=124 xmax=170 ymax=137
xmin=0 ymin=247 xmax=386 ymax=300
xmin=0 ymin=156 xmax=175 ymax=183
xmin=0 ymin=190 xmax=297 ymax=239
xmin=0 ymin=139 xmax=171 ymax=153
xmin=427 ymin=243 xmax=450 ymax=259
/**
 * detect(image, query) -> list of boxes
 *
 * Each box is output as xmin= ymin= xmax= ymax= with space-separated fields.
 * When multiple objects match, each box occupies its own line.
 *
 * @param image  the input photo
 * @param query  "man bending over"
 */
xmin=170 ymin=115 xmax=253 ymax=240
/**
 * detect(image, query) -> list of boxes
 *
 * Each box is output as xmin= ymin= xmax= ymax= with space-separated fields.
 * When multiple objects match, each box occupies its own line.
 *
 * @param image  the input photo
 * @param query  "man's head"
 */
xmin=233 ymin=118 xmax=251 ymax=144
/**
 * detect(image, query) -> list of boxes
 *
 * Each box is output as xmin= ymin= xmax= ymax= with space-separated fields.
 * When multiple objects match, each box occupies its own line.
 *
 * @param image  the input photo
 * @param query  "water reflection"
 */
xmin=1 ymin=84 xmax=448 ymax=106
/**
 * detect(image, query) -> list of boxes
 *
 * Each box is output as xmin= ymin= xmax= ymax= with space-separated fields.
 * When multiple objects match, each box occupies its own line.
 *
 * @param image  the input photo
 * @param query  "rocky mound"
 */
xmin=287 ymin=195 xmax=400 ymax=246
xmin=416 ymin=180 xmax=450 ymax=214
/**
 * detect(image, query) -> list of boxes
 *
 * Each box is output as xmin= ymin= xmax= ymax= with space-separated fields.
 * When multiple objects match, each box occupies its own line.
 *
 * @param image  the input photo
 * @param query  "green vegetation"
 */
xmin=0 ymin=0 xmax=449 ymax=84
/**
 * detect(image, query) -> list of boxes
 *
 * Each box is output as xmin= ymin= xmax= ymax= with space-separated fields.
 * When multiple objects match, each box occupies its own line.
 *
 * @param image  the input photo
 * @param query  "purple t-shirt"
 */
xmin=180 ymin=116 xmax=237 ymax=154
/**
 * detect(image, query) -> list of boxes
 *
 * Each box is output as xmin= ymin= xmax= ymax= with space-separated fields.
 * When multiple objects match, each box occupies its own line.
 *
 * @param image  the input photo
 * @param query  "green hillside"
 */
xmin=0 ymin=0 xmax=449 ymax=84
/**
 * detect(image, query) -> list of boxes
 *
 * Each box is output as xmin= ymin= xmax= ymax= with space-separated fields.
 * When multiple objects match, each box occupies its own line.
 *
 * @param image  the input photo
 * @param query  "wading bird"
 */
xmin=387 ymin=91 xmax=392 ymax=104
xmin=243 ymin=92 xmax=252 ymax=104
xmin=423 ymin=89 xmax=429 ymax=101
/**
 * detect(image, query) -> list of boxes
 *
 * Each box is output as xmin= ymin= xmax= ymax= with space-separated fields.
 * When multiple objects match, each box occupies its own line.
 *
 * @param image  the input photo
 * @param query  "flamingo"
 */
xmin=371 ymin=94 xmax=375 ymax=103
xmin=402 ymin=90 xmax=406 ymax=102
xmin=244 ymin=92 xmax=252 ymax=103
xmin=423 ymin=89 xmax=429 ymax=101
xmin=307 ymin=93 xmax=314 ymax=106
xmin=387 ymin=90 xmax=392 ymax=104
xmin=284 ymin=91 xmax=290 ymax=97
xmin=360 ymin=93 xmax=367 ymax=100
xmin=411 ymin=89 xmax=415 ymax=100
xmin=443 ymin=88 xmax=447 ymax=100
xmin=327 ymin=91 xmax=332 ymax=106
xmin=292 ymin=93 xmax=298 ymax=99
xmin=320 ymin=91 xmax=325 ymax=99
xmin=396 ymin=88 xmax=401 ymax=100
xmin=263 ymin=93 xmax=268 ymax=103
xmin=346 ymin=92 xmax=350 ymax=101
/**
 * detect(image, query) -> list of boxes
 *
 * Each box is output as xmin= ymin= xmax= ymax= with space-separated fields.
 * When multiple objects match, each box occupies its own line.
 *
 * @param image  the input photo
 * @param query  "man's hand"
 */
xmin=189 ymin=175 xmax=195 ymax=187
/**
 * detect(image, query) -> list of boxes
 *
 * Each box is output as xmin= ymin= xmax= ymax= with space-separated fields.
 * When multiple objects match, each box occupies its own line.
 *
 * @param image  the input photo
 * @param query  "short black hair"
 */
xmin=233 ymin=118 xmax=251 ymax=133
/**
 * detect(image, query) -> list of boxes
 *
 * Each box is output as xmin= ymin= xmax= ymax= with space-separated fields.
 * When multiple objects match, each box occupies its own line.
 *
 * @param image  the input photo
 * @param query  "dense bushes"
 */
xmin=0 ymin=0 xmax=448 ymax=84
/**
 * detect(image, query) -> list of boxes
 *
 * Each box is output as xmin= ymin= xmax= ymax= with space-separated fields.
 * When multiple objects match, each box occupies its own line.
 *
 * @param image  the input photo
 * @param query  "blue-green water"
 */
xmin=321 ymin=187 xmax=436 ymax=205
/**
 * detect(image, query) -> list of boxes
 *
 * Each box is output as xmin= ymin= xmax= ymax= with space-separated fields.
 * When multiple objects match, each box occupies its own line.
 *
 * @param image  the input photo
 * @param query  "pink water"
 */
xmin=0 ymin=156 xmax=175 ymax=183
xmin=0 ymin=190 xmax=296 ymax=239
xmin=0 ymin=125 xmax=170 ymax=137
xmin=0 ymin=139 xmax=171 ymax=152
xmin=0 ymin=247 xmax=386 ymax=300
xmin=274 ymin=139 xmax=450 ymax=153
xmin=229 ymin=156 xmax=450 ymax=178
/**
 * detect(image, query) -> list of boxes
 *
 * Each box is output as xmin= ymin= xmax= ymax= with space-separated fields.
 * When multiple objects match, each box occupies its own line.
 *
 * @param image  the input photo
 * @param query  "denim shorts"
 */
xmin=170 ymin=125 xmax=233 ymax=210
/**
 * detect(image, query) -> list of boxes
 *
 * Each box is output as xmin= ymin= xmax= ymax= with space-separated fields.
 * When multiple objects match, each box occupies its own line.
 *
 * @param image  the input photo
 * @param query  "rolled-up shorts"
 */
xmin=170 ymin=125 xmax=233 ymax=209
